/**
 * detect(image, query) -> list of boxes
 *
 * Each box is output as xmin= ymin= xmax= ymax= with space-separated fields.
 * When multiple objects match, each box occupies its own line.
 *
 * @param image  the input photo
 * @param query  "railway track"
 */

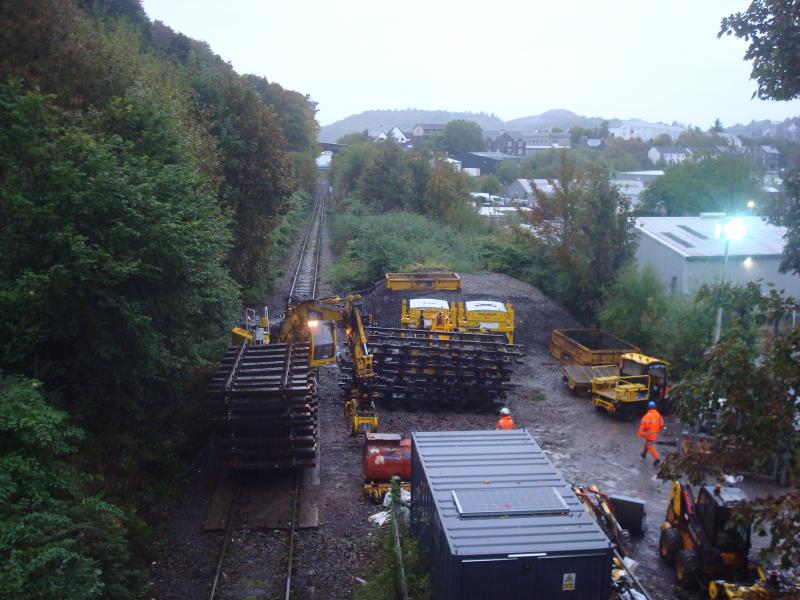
xmin=207 ymin=179 xmax=327 ymax=599
xmin=289 ymin=184 xmax=325 ymax=302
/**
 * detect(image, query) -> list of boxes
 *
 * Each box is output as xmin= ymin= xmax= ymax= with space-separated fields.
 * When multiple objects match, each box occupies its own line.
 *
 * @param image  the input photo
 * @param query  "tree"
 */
xmin=440 ymin=119 xmax=485 ymax=154
xmin=356 ymin=140 xmax=411 ymax=212
xmin=711 ymin=118 xmax=724 ymax=133
xmin=720 ymin=1 xmax=800 ymax=101
xmin=640 ymin=155 xmax=762 ymax=215
xmin=598 ymin=265 xmax=669 ymax=352
xmin=0 ymin=81 xmax=238 ymax=438
xmin=331 ymin=142 xmax=378 ymax=198
xmin=517 ymin=154 xmax=637 ymax=314
xmin=424 ymin=163 xmax=471 ymax=223
xmin=0 ymin=376 xmax=135 ymax=599
xmin=721 ymin=1 xmax=800 ymax=275
xmin=337 ymin=131 xmax=370 ymax=145
xmin=496 ymin=160 xmax=521 ymax=185
xmin=474 ymin=174 xmax=502 ymax=195
xmin=664 ymin=288 xmax=799 ymax=564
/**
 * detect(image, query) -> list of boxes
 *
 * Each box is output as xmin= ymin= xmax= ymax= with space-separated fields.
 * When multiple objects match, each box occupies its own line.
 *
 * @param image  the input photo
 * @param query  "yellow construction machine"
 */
xmin=454 ymin=300 xmax=514 ymax=343
xmin=385 ymin=271 xmax=461 ymax=291
xmin=233 ymin=295 xmax=379 ymax=435
xmin=591 ymin=353 xmax=669 ymax=421
xmin=400 ymin=298 xmax=515 ymax=343
xmin=400 ymin=298 xmax=454 ymax=332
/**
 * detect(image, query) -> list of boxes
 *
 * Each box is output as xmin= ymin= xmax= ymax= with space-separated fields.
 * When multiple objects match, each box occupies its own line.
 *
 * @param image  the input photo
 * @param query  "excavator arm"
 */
xmin=277 ymin=295 xmax=374 ymax=379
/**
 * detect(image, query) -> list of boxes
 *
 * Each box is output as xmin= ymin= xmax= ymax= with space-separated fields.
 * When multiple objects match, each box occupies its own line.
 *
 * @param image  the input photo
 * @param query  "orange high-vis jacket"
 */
xmin=637 ymin=409 xmax=664 ymax=441
xmin=497 ymin=415 xmax=515 ymax=430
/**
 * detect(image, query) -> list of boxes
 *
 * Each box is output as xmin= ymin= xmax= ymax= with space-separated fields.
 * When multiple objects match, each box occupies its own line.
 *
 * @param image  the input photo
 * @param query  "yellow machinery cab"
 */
xmin=591 ymin=353 xmax=669 ymax=420
xmin=401 ymin=298 xmax=454 ymax=330
xmin=455 ymin=300 xmax=514 ymax=344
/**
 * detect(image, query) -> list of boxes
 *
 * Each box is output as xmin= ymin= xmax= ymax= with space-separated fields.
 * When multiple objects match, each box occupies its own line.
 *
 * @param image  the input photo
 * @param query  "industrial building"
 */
xmin=634 ymin=215 xmax=799 ymax=297
xmin=411 ymin=430 xmax=613 ymax=599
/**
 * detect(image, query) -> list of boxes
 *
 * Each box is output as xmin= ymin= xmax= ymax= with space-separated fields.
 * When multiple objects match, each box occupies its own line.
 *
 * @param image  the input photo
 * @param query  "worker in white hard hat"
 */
xmin=496 ymin=407 xmax=514 ymax=430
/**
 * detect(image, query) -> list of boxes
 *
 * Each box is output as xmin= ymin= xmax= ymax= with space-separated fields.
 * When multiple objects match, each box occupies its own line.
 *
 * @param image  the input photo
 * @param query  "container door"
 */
xmin=532 ymin=554 xmax=610 ymax=599
xmin=461 ymin=559 xmax=517 ymax=600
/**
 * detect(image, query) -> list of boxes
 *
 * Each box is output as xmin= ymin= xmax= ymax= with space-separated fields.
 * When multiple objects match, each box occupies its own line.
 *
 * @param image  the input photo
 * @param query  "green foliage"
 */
xmin=720 ymin=1 xmax=800 ymax=101
xmin=244 ymin=75 xmax=318 ymax=154
xmin=473 ymin=174 xmax=502 ymax=194
xmin=598 ymin=265 xmax=716 ymax=378
xmin=518 ymin=154 xmax=637 ymax=315
xmin=423 ymin=163 xmax=472 ymax=223
xmin=336 ymin=131 xmax=371 ymax=145
xmin=495 ymin=160 xmax=521 ymax=184
xmin=0 ymin=81 xmax=238 ymax=420
xmin=331 ymin=142 xmax=379 ymax=198
xmin=721 ymin=1 xmax=800 ymax=277
xmin=522 ymin=148 xmax=611 ymax=179
xmin=439 ymin=119 xmax=485 ymax=154
xmin=764 ymin=170 xmax=800 ymax=275
xmin=664 ymin=290 xmax=799 ymax=563
xmin=355 ymin=481 xmax=432 ymax=600
xmin=329 ymin=204 xmax=479 ymax=290
xmin=599 ymin=265 xmax=669 ymax=351
xmin=640 ymin=155 xmax=762 ymax=215
xmin=356 ymin=141 xmax=412 ymax=212
xmin=0 ymin=376 xmax=135 ymax=599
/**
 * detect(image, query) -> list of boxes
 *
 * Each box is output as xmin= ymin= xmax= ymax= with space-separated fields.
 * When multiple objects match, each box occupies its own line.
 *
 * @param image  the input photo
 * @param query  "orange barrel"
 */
xmin=362 ymin=433 xmax=411 ymax=481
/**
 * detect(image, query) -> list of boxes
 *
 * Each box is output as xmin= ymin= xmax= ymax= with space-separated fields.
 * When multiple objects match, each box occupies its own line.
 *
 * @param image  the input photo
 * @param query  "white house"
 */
xmin=371 ymin=126 xmax=409 ymax=144
xmin=634 ymin=215 xmax=799 ymax=297
xmin=609 ymin=119 xmax=686 ymax=142
xmin=648 ymin=146 xmax=692 ymax=165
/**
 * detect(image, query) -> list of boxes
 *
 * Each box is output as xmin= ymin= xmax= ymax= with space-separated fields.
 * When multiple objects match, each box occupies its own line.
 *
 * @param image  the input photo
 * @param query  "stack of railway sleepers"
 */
xmin=207 ymin=342 xmax=317 ymax=470
xmin=363 ymin=326 xmax=524 ymax=411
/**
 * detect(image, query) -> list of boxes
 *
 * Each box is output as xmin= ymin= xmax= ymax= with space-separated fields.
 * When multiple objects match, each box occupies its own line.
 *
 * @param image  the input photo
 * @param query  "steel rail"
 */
xmin=283 ymin=471 xmax=300 ymax=600
xmin=288 ymin=190 xmax=325 ymax=301
xmin=208 ymin=480 xmax=242 ymax=600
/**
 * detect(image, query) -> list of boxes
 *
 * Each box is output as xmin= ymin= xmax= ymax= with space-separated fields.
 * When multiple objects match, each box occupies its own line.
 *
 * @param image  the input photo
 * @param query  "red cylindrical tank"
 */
xmin=362 ymin=433 xmax=411 ymax=481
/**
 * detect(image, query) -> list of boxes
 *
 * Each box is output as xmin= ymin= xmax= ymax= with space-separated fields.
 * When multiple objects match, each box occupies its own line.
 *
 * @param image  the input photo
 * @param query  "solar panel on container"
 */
xmin=452 ymin=487 xmax=569 ymax=517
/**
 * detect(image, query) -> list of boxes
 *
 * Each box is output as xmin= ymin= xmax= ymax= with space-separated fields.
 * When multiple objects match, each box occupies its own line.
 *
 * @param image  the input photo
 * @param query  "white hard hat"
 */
xmin=500 ymin=407 xmax=510 ymax=416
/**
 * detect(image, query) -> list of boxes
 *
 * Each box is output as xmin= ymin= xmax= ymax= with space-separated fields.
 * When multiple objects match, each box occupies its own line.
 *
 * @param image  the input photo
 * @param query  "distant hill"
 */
xmin=319 ymin=109 xmax=505 ymax=142
xmin=319 ymin=108 xmax=616 ymax=142
xmin=503 ymin=109 xmax=610 ymax=132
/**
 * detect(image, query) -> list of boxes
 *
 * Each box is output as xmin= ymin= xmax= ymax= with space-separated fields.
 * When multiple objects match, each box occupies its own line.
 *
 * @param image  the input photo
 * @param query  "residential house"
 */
xmin=412 ymin=123 xmax=445 ymax=140
xmin=745 ymin=145 xmax=780 ymax=172
xmin=370 ymin=126 xmax=410 ymax=144
xmin=522 ymin=132 xmax=571 ymax=154
xmin=635 ymin=215 xmax=799 ymax=297
xmin=485 ymin=130 xmax=526 ymax=156
xmin=609 ymin=119 xmax=686 ymax=142
xmin=450 ymin=152 xmax=523 ymax=175
xmin=648 ymin=146 xmax=692 ymax=165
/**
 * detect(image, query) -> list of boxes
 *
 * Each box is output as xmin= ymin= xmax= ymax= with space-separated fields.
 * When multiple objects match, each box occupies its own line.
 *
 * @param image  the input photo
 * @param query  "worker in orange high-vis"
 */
xmin=637 ymin=401 xmax=664 ymax=467
xmin=497 ymin=407 xmax=515 ymax=430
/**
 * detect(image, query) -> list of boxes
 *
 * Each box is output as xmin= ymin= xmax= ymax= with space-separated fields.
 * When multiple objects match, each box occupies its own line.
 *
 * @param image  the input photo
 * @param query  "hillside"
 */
xmin=319 ymin=109 xmax=504 ymax=142
xmin=320 ymin=107 xmax=618 ymax=141
xmin=503 ymin=108 xmax=611 ymax=131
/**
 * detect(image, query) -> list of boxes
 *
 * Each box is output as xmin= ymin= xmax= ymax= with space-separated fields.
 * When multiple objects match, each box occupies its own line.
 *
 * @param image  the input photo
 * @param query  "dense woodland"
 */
xmin=0 ymin=1 xmax=318 ymax=596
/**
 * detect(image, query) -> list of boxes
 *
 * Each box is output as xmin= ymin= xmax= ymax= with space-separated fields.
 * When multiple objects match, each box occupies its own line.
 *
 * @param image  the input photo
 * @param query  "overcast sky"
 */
xmin=141 ymin=0 xmax=800 ymax=128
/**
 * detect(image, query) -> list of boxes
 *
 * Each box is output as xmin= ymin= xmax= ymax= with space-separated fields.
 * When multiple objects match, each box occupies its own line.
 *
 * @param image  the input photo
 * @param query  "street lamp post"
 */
xmin=713 ymin=219 xmax=747 ymax=344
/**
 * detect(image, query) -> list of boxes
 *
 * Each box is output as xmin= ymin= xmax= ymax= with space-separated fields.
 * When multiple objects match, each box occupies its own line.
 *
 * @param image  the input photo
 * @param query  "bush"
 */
xmin=598 ymin=265 xmax=669 ymax=351
xmin=328 ymin=207 xmax=480 ymax=290
xmin=0 ymin=376 xmax=135 ymax=599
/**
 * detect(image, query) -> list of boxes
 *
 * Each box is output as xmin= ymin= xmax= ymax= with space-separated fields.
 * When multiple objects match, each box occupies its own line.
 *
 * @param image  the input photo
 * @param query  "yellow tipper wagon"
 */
xmin=385 ymin=271 xmax=461 ymax=291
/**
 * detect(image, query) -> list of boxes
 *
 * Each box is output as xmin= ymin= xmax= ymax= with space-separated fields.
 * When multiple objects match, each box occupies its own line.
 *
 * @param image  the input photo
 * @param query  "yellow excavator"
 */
xmin=232 ymin=295 xmax=379 ymax=436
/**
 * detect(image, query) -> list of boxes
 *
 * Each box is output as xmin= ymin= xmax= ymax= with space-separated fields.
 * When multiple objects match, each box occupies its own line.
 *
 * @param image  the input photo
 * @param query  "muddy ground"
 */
xmin=149 ymin=194 xmax=781 ymax=599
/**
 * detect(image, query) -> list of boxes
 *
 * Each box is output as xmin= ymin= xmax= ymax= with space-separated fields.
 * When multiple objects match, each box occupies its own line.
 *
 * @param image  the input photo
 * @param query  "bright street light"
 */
xmin=746 ymin=200 xmax=756 ymax=209
xmin=713 ymin=218 xmax=748 ymax=344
